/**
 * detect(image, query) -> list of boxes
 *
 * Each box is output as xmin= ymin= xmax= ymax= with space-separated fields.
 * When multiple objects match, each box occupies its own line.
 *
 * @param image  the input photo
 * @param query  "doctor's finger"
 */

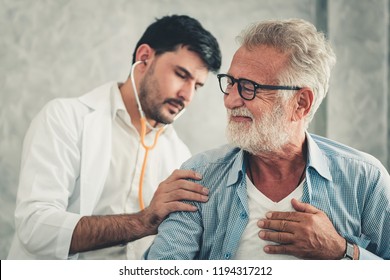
xmin=164 ymin=201 xmax=199 ymax=213
xmin=164 ymin=169 xmax=203 ymax=182
xmin=162 ymin=179 xmax=209 ymax=195
xmin=164 ymin=187 xmax=209 ymax=203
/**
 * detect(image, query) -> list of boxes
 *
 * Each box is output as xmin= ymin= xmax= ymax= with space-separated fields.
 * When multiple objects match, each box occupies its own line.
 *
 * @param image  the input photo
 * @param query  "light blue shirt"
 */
xmin=145 ymin=133 xmax=390 ymax=260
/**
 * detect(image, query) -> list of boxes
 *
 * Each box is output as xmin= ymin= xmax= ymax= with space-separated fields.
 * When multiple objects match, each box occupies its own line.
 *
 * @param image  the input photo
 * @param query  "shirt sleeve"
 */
xmin=360 ymin=163 xmax=390 ymax=259
xmin=144 ymin=202 xmax=203 ymax=260
xmin=12 ymin=99 xmax=83 ymax=259
xmin=358 ymin=247 xmax=383 ymax=260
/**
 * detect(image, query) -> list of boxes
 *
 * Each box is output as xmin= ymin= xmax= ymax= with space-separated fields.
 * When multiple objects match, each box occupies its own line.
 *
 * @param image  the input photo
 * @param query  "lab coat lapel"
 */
xmin=79 ymin=83 xmax=113 ymax=215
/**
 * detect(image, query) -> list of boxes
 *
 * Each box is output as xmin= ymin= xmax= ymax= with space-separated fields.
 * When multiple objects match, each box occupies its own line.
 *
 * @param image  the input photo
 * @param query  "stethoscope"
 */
xmin=130 ymin=60 xmax=185 ymax=210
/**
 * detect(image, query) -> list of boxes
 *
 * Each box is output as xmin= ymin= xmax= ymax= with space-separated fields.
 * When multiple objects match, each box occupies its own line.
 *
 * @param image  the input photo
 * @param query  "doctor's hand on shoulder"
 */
xmin=70 ymin=169 xmax=207 ymax=254
xmin=142 ymin=169 xmax=208 ymax=233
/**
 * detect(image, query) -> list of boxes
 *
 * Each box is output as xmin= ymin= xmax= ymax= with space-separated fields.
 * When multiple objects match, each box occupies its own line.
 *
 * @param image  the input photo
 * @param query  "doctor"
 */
xmin=8 ymin=15 xmax=221 ymax=260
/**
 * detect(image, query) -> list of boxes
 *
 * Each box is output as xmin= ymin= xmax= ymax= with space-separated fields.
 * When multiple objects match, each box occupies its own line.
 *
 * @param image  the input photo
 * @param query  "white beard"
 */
xmin=226 ymin=105 xmax=290 ymax=155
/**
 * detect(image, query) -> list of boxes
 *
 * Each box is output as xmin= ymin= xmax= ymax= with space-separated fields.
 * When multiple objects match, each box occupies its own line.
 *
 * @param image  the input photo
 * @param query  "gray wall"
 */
xmin=0 ymin=0 xmax=389 ymax=259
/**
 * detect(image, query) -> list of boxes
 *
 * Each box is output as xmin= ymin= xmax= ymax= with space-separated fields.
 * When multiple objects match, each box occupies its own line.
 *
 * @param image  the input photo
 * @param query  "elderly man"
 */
xmin=144 ymin=18 xmax=390 ymax=260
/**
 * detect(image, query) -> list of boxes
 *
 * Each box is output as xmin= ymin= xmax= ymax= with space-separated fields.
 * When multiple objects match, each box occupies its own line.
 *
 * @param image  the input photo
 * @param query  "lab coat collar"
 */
xmin=78 ymin=82 xmax=117 ymax=111
xmin=110 ymin=83 xmax=128 ymax=120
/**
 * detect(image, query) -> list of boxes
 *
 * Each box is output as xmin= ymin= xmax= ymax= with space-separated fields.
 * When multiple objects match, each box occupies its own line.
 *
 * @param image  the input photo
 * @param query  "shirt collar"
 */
xmin=226 ymin=148 xmax=246 ymax=187
xmin=225 ymin=132 xmax=333 ymax=187
xmin=305 ymin=132 xmax=332 ymax=181
xmin=110 ymin=83 xmax=128 ymax=120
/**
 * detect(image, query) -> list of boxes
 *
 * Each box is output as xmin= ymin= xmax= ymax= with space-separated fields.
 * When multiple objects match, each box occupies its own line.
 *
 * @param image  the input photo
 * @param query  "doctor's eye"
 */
xmin=175 ymin=70 xmax=188 ymax=80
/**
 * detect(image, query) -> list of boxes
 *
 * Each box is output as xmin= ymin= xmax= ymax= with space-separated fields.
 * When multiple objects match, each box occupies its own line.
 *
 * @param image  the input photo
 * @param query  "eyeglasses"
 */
xmin=217 ymin=73 xmax=302 ymax=101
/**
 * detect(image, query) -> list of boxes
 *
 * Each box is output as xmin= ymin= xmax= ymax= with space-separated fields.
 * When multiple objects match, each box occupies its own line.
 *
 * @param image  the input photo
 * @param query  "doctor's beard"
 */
xmin=226 ymin=104 xmax=290 ymax=155
xmin=138 ymin=63 xmax=183 ymax=125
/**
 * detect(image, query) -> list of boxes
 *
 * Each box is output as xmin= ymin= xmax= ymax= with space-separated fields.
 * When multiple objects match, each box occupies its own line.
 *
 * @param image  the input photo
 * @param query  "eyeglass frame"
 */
xmin=217 ymin=73 xmax=302 ymax=101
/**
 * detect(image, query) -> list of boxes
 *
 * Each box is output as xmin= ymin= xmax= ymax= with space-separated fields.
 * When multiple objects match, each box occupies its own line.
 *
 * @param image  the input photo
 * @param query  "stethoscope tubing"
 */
xmin=130 ymin=60 xmax=186 ymax=209
xmin=130 ymin=61 xmax=165 ymax=210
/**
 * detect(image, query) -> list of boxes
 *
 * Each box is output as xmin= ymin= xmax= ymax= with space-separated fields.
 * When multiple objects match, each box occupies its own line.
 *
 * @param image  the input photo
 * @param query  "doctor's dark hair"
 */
xmin=132 ymin=15 xmax=221 ymax=73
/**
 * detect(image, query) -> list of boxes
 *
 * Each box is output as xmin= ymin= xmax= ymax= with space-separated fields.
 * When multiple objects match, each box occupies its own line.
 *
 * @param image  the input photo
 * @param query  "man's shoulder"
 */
xmin=78 ymin=81 xmax=116 ymax=109
xmin=30 ymin=83 xmax=116 ymax=133
xmin=41 ymin=82 xmax=116 ymax=117
xmin=310 ymin=133 xmax=385 ymax=169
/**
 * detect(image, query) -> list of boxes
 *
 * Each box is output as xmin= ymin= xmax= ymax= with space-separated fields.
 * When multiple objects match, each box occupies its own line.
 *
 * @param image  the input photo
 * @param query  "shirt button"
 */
xmin=224 ymin=253 xmax=231 ymax=259
xmin=240 ymin=212 xmax=248 ymax=219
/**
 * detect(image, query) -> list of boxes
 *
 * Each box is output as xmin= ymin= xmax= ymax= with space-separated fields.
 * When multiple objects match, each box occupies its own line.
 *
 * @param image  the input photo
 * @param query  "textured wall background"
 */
xmin=0 ymin=0 xmax=389 ymax=259
xmin=328 ymin=0 xmax=389 ymax=166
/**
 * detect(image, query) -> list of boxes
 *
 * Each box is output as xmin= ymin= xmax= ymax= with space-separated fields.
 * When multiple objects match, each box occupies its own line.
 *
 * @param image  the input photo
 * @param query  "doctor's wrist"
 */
xmin=136 ymin=208 xmax=160 ymax=236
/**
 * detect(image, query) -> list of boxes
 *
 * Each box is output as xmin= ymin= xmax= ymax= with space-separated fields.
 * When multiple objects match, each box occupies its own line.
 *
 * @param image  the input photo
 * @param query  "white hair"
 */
xmin=237 ymin=18 xmax=336 ymax=128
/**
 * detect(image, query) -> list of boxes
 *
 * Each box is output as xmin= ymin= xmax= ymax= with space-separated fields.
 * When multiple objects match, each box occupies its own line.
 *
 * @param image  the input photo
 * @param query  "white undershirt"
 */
xmin=234 ymin=175 xmax=304 ymax=260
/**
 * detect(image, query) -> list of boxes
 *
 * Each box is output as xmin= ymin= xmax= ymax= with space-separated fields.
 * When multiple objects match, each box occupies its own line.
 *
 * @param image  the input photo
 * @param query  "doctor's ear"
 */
xmin=135 ymin=44 xmax=154 ymax=63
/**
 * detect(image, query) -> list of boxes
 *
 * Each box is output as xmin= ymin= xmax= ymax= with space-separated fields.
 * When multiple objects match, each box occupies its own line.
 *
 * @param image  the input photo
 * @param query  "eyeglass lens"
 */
xmin=219 ymin=75 xmax=256 ymax=100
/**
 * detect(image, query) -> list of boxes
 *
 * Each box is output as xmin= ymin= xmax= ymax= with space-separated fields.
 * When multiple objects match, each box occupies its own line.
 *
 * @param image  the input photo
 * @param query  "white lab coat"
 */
xmin=7 ymin=82 xmax=191 ymax=259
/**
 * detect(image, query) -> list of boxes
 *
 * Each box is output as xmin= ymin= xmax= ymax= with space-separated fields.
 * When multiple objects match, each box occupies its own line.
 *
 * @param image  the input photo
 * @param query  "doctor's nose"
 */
xmin=178 ymin=82 xmax=195 ymax=104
